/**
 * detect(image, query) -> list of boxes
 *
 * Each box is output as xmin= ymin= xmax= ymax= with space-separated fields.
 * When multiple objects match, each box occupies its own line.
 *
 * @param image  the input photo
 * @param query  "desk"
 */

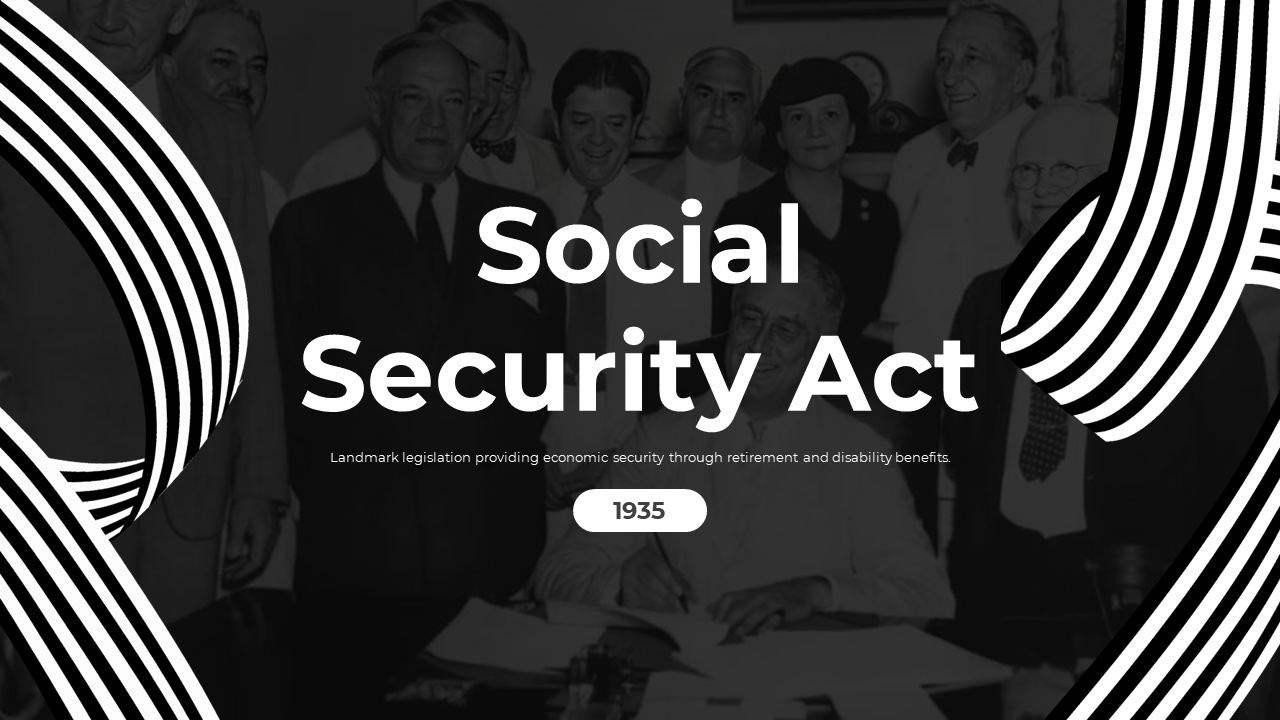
xmin=370 ymin=604 xmax=994 ymax=719
xmin=171 ymin=593 xmax=998 ymax=718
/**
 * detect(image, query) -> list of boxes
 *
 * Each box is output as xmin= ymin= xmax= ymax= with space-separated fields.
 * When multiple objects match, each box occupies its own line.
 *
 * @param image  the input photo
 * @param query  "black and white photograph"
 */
xmin=1 ymin=0 xmax=1279 ymax=718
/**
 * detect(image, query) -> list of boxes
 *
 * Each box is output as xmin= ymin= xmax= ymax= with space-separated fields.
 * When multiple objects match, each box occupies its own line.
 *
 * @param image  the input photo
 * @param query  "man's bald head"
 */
xmin=1013 ymin=100 xmax=1118 ymax=237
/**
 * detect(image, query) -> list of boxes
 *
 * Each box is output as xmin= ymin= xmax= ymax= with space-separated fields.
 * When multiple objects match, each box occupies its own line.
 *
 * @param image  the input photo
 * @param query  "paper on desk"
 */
xmin=425 ymin=598 xmax=602 ymax=673
xmin=677 ymin=625 xmax=1010 ymax=698
xmin=546 ymin=601 xmax=729 ymax=651
xmin=832 ymin=687 xmax=946 ymax=720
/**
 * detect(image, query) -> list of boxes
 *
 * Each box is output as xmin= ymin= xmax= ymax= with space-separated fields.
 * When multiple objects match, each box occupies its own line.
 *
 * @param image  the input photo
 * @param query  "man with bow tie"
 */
xmin=459 ymin=25 xmax=562 ymax=194
xmin=879 ymin=2 xmax=1039 ymax=358
xmin=871 ymin=1 xmax=1040 ymax=561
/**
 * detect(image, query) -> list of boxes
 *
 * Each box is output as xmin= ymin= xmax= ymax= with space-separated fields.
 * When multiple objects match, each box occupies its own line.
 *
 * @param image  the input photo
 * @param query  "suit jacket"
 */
xmin=0 ymin=72 xmax=288 ymax=622
xmin=712 ymin=172 xmax=900 ymax=341
xmin=632 ymin=151 xmax=771 ymax=202
xmin=271 ymin=164 xmax=564 ymax=599
xmin=943 ymin=267 xmax=1267 ymax=626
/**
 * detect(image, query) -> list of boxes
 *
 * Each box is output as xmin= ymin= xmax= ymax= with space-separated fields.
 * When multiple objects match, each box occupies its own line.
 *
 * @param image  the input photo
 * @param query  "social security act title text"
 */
xmin=300 ymin=203 xmax=978 ymax=432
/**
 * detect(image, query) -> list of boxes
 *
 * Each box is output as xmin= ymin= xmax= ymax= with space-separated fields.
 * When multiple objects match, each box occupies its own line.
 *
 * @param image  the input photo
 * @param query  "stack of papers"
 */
xmin=546 ymin=601 xmax=730 ymax=652
xmin=676 ymin=625 xmax=1010 ymax=698
xmin=425 ymin=598 xmax=602 ymax=673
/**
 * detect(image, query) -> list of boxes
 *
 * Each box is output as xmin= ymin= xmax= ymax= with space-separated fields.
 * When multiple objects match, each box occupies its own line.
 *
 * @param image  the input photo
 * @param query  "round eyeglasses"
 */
xmin=1012 ymin=162 xmax=1108 ymax=190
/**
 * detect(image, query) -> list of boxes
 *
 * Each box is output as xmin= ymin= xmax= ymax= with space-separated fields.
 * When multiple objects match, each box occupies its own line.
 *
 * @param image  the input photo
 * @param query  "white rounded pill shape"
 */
xmin=573 ymin=489 xmax=707 ymax=532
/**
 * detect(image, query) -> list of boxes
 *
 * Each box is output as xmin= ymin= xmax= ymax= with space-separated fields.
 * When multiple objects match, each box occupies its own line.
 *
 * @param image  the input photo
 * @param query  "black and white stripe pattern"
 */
xmin=0 ymin=0 xmax=250 ymax=715
xmin=0 ymin=414 xmax=215 ymax=718
xmin=1002 ymin=0 xmax=1280 ymax=717
xmin=1001 ymin=0 xmax=1275 ymax=444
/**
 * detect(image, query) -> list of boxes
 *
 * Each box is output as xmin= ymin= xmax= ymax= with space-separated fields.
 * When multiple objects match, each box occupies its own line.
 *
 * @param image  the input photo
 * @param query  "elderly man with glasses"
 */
xmin=942 ymin=99 xmax=1266 ymax=720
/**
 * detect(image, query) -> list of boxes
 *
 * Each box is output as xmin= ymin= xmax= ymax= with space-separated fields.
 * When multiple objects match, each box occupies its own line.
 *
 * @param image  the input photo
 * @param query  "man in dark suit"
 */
xmin=944 ymin=100 xmax=1267 ymax=718
xmin=271 ymin=33 xmax=563 ymax=714
xmin=271 ymin=33 xmax=562 ymax=602
xmin=633 ymin=47 xmax=771 ymax=222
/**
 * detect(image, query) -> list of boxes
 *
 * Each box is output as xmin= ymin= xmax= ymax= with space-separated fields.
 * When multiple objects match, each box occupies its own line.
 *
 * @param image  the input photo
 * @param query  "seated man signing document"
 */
xmin=532 ymin=253 xmax=954 ymax=634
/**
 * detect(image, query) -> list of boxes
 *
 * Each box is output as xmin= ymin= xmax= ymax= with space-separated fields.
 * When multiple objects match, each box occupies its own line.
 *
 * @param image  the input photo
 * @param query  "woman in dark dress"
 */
xmin=712 ymin=57 xmax=899 ymax=344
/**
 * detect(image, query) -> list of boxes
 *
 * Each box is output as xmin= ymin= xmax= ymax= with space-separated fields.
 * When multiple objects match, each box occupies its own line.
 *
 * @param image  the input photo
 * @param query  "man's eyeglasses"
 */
xmin=1011 ymin=162 xmax=1108 ymax=190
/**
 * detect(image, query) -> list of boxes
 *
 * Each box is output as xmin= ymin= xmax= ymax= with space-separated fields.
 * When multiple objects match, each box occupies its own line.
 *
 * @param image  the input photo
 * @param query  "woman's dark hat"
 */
xmin=758 ymin=57 xmax=871 ymax=133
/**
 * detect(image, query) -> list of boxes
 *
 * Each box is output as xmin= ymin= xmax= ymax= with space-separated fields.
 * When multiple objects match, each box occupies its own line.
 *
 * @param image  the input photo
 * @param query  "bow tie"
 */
xmin=472 ymin=137 xmax=516 ymax=163
xmin=947 ymin=140 xmax=979 ymax=170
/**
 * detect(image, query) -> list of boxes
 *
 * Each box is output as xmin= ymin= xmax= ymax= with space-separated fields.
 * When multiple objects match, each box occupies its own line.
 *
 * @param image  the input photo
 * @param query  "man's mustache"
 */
xmin=218 ymin=87 xmax=254 ymax=106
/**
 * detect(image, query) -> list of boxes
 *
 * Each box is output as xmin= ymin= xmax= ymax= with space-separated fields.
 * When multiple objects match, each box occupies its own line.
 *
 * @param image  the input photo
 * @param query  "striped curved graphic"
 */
xmin=0 ymin=0 xmax=248 ymax=716
xmin=1001 ymin=0 xmax=1278 ymax=444
xmin=1001 ymin=0 xmax=1280 ymax=717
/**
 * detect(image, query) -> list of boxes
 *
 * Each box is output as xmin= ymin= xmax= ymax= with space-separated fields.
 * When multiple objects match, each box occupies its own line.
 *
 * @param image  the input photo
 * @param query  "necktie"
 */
xmin=1018 ymin=384 xmax=1069 ymax=482
xmin=947 ymin=140 xmax=980 ymax=170
xmin=416 ymin=183 xmax=449 ymax=301
xmin=566 ymin=188 xmax=608 ymax=359
xmin=472 ymin=137 xmax=517 ymax=163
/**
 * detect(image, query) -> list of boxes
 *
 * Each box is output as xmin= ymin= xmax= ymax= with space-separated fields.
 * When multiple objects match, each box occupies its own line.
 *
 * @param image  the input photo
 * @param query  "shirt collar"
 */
xmin=683 ymin=148 xmax=742 ymax=180
xmin=957 ymin=103 xmax=1033 ymax=147
xmin=128 ymin=66 xmax=160 ymax=117
xmin=382 ymin=157 xmax=458 ymax=200
xmin=563 ymin=169 xmax=627 ymax=201
xmin=696 ymin=390 xmax=808 ymax=446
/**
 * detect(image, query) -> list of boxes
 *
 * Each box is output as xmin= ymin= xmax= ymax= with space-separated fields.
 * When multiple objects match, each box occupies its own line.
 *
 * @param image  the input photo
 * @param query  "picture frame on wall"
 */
xmin=733 ymin=0 xmax=950 ymax=19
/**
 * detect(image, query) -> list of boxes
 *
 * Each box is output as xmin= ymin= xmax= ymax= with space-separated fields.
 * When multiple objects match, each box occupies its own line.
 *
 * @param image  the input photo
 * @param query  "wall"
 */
xmin=249 ymin=0 xmax=416 ymax=187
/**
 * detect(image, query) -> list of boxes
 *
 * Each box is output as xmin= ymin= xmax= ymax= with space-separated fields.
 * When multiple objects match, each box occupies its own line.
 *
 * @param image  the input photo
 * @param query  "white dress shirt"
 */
xmin=381 ymin=159 xmax=459 ymax=258
xmin=1000 ymin=372 xmax=1088 ymax=538
xmin=684 ymin=149 xmax=742 ymax=229
xmin=882 ymin=105 xmax=1035 ymax=356
xmin=539 ymin=171 xmax=712 ymax=459
xmin=533 ymin=396 xmax=955 ymax=619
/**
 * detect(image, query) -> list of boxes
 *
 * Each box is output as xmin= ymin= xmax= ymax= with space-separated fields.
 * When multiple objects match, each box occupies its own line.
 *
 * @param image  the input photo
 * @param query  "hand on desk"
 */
xmin=708 ymin=577 xmax=832 ymax=637
xmin=222 ymin=496 xmax=284 ymax=588
xmin=619 ymin=545 xmax=697 ymax=612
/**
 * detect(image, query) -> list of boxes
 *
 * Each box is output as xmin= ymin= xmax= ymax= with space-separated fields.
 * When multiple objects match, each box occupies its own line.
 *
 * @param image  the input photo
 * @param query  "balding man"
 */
xmin=533 ymin=252 xmax=953 ymax=633
xmin=880 ymin=3 xmax=1039 ymax=357
xmin=634 ymin=47 xmax=770 ymax=223
xmin=270 ymin=33 xmax=562 ymax=602
xmin=943 ymin=100 xmax=1266 ymax=718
